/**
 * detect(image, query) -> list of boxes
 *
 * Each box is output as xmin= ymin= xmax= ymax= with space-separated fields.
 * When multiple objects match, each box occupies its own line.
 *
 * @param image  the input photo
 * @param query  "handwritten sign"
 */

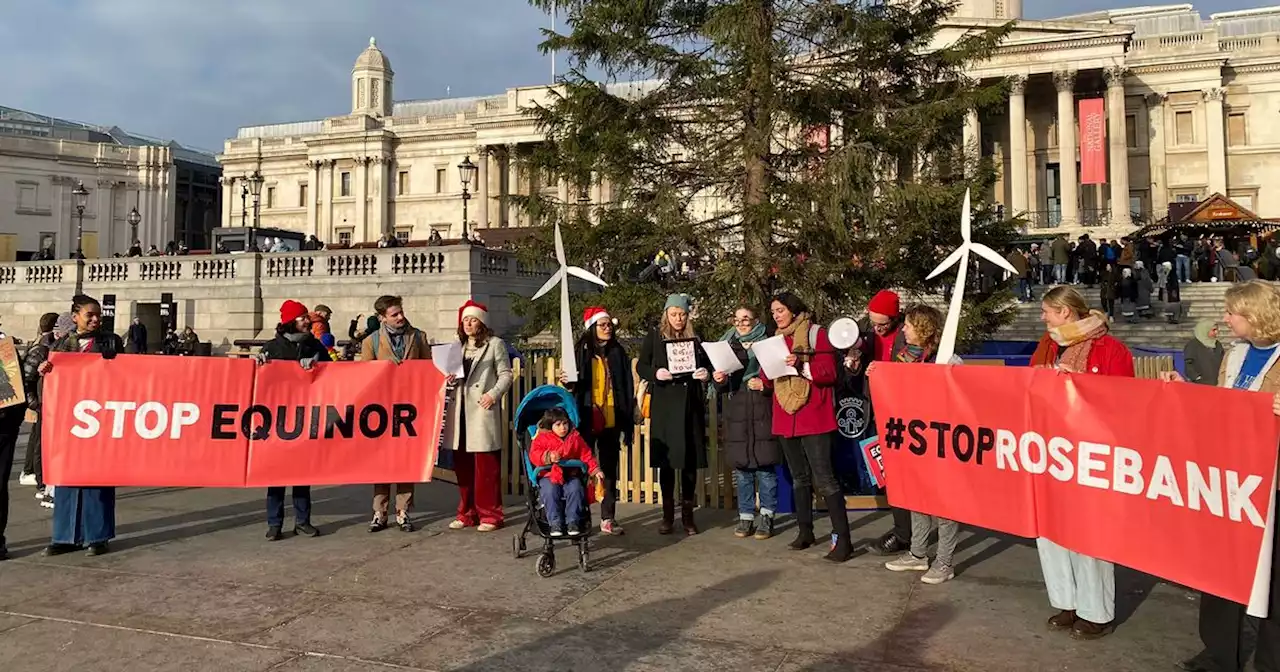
xmin=665 ymin=340 xmax=697 ymax=376
xmin=0 ymin=335 xmax=26 ymax=410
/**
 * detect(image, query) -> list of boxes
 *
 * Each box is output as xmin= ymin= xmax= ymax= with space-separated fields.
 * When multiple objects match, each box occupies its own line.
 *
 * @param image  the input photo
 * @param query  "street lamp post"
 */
xmin=458 ymin=156 xmax=477 ymax=240
xmin=240 ymin=182 xmax=248 ymax=227
xmin=72 ymin=180 xmax=90 ymax=259
xmin=247 ymin=170 xmax=264 ymax=229
xmin=127 ymin=207 xmax=142 ymax=246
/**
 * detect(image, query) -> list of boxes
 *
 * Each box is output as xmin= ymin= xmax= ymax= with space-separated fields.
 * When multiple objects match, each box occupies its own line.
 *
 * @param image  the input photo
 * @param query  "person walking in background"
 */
xmin=445 ymin=300 xmax=512 ymax=533
xmin=560 ymin=306 xmax=636 ymax=536
xmin=256 ymin=300 xmax=326 ymax=541
xmin=712 ymin=305 xmax=781 ymax=540
xmin=358 ymin=295 xmax=430 ymax=533
xmin=637 ymin=293 xmax=710 ymax=536
xmin=37 ymin=295 xmax=126 ymax=557
xmin=880 ymin=305 xmax=963 ymax=584
xmin=126 ymin=317 xmax=148 ymax=354
xmin=1030 ymin=286 xmax=1134 ymax=640
xmin=759 ymin=292 xmax=852 ymax=562
xmin=17 ymin=312 xmax=60 ymax=495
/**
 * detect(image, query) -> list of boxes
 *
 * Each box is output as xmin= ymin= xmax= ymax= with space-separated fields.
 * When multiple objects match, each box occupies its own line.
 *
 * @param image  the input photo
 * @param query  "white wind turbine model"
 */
xmin=925 ymin=189 xmax=1017 ymax=364
xmin=531 ymin=221 xmax=608 ymax=382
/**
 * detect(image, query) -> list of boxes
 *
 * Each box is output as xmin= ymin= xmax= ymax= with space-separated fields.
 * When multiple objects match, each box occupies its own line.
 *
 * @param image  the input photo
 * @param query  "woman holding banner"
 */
xmin=1164 ymin=280 xmax=1280 ymax=672
xmin=1030 ymin=286 xmax=1134 ymax=640
xmin=37 ymin=295 xmax=124 ymax=557
xmin=446 ymin=300 xmax=512 ymax=533
xmin=637 ymin=294 xmax=710 ymax=536
xmin=759 ymin=292 xmax=852 ymax=562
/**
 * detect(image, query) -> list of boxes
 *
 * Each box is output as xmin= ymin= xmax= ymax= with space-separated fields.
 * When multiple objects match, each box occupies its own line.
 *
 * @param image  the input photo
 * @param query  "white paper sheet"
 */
xmin=665 ymin=340 xmax=698 ymax=376
xmin=431 ymin=342 xmax=465 ymax=378
xmin=752 ymin=335 xmax=798 ymax=379
xmin=701 ymin=341 xmax=744 ymax=375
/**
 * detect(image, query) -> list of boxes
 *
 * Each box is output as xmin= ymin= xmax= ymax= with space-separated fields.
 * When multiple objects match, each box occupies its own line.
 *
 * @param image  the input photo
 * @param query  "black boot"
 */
xmin=789 ymin=486 xmax=815 ymax=550
xmin=823 ymin=493 xmax=853 ymax=563
xmin=658 ymin=496 xmax=675 ymax=535
xmin=681 ymin=500 xmax=699 ymax=536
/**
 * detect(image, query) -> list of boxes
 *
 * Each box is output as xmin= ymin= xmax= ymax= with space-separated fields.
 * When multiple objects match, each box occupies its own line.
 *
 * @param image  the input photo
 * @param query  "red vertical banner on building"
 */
xmin=1078 ymin=98 xmax=1107 ymax=185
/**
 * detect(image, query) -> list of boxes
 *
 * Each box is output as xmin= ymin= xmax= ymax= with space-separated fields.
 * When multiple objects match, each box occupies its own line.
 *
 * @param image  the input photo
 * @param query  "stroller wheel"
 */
xmin=578 ymin=549 xmax=589 ymax=573
xmin=536 ymin=553 xmax=556 ymax=578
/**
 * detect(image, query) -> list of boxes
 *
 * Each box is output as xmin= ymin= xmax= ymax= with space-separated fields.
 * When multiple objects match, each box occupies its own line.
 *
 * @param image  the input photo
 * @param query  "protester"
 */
xmin=445 ymin=300 xmax=512 ymax=532
xmin=1183 ymin=320 xmax=1224 ymax=385
xmin=757 ymin=292 xmax=850 ymax=562
xmin=528 ymin=407 xmax=604 ymax=537
xmin=0 ymin=316 xmax=30 ymax=560
xmin=1030 ymin=286 xmax=1134 ymax=640
xmin=36 ymin=295 xmax=125 ymax=557
xmin=637 ymin=293 xmax=710 ymax=535
xmin=712 ymin=305 xmax=780 ymax=540
xmin=319 ymin=333 xmax=339 ymax=361
xmin=560 ymin=306 xmax=636 ymax=536
xmin=878 ymin=305 xmax=962 ymax=583
xmin=256 ymin=300 xmax=326 ymax=541
xmin=310 ymin=304 xmax=332 ymax=343
xmin=17 ymin=312 xmax=59 ymax=494
xmin=126 ymin=317 xmax=148 ymax=354
xmin=358 ymin=295 xmax=431 ymax=532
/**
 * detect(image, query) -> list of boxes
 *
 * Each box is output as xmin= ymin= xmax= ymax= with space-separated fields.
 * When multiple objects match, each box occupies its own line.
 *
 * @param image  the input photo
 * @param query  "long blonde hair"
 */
xmin=659 ymin=307 xmax=695 ymax=341
xmin=1042 ymin=286 xmax=1091 ymax=320
xmin=1225 ymin=280 xmax=1280 ymax=343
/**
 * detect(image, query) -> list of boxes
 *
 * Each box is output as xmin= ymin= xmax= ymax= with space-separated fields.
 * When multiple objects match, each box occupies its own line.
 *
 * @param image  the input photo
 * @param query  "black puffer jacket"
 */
xmin=714 ymin=339 xmax=780 ymax=470
xmin=21 ymin=333 xmax=54 ymax=411
xmin=260 ymin=324 xmax=327 ymax=364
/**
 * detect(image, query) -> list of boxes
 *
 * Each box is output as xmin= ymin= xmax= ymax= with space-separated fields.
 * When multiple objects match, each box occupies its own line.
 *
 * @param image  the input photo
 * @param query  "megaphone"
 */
xmin=828 ymin=317 xmax=861 ymax=350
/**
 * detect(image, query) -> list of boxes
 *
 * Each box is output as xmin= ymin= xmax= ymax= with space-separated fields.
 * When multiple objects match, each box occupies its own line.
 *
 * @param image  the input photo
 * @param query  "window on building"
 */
xmin=299 ymin=183 xmax=309 ymax=207
xmin=1229 ymin=191 xmax=1255 ymax=210
xmin=16 ymin=183 xmax=36 ymax=211
xmin=395 ymin=227 xmax=412 ymax=244
xmin=398 ymin=171 xmax=410 ymax=196
xmin=1175 ymin=111 xmax=1194 ymax=145
xmin=340 ymin=172 xmax=351 ymax=197
xmin=1228 ymin=112 xmax=1247 ymax=147
xmin=266 ymin=187 xmax=275 ymax=209
xmin=1125 ymin=114 xmax=1138 ymax=148
xmin=336 ymin=228 xmax=353 ymax=246
xmin=435 ymin=168 xmax=447 ymax=194
xmin=431 ymin=224 xmax=452 ymax=239
xmin=1174 ymin=192 xmax=1200 ymax=203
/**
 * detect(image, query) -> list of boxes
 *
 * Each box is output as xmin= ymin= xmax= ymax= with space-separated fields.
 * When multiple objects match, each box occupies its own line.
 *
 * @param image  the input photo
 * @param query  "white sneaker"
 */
xmin=448 ymin=520 xmax=466 ymax=530
xmin=921 ymin=562 xmax=955 ymax=585
xmin=477 ymin=523 xmax=499 ymax=533
xmin=885 ymin=553 xmax=930 ymax=572
xmin=18 ymin=472 xmax=36 ymax=486
xmin=39 ymin=493 xmax=54 ymax=509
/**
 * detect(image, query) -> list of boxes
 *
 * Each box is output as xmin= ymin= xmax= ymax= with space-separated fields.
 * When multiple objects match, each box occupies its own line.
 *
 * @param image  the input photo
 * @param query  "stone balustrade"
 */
xmin=0 ymin=246 xmax=551 ymax=354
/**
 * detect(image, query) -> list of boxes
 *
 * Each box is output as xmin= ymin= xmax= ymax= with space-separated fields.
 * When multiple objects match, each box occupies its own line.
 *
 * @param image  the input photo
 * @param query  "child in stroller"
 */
xmin=529 ymin=408 xmax=604 ymax=537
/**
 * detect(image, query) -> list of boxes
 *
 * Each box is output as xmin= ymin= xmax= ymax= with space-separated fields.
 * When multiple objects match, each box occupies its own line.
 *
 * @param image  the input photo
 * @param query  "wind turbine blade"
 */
xmin=531 ymin=269 xmax=564 ymax=300
xmin=926 ymin=247 xmax=966 ymax=281
xmin=972 ymin=243 xmax=1018 ymax=275
xmin=960 ymin=189 xmax=972 ymax=243
xmin=936 ymin=251 xmax=968 ymax=365
xmin=566 ymin=265 xmax=608 ymax=288
xmin=554 ymin=222 xmax=567 ymax=267
xmin=559 ymin=269 xmax=578 ymax=382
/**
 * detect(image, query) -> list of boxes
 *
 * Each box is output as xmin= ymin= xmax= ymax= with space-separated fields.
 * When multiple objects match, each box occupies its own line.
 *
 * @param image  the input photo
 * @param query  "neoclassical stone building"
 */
xmin=220 ymin=4 xmax=1280 ymax=243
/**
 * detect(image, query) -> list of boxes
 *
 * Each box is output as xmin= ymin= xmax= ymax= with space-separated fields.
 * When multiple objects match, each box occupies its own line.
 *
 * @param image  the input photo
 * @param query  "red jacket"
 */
xmin=1030 ymin=333 xmax=1135 ymax=378
xmin=529 ymin=429 xmax=602 ymax=485
xmin=761 ymin=326 xmax=839 ymax=438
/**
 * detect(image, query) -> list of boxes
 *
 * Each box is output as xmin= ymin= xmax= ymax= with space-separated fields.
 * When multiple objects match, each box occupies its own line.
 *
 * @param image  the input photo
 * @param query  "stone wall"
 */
xmin=0 ymin=245 xmax=550 ymax=351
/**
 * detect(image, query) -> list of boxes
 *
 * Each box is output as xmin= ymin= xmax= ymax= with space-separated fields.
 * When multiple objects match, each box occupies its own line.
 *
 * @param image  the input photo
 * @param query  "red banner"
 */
xmin=43 ymin=354 xmax=445 ymax=488
xmin=1079 ymin=98 xmax=1107 ymax=185
xmin=870 ymin=363 xmax=1279 ymax=612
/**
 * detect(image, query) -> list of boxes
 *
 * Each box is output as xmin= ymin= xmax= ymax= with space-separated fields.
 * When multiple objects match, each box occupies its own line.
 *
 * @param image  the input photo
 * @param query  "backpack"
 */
xmin=369 ymin=328 xmax=425 ymax=362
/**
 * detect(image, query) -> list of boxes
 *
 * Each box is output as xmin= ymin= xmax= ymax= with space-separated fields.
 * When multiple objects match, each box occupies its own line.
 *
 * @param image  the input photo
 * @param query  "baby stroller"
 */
xmin=511 ymin=384 xmax=592 ymax=577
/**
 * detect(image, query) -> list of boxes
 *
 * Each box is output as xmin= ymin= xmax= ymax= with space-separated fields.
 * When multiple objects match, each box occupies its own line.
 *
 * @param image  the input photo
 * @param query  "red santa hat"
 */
xmin=583 ymin=306 xmax=615 ymax=331
xmin=280 ymin=300 xmax=309 ymax=325
xmin=458 ymin=299 xmax=488 ymax=325
xmin=867 ymin=290 xmax=900 ymax=318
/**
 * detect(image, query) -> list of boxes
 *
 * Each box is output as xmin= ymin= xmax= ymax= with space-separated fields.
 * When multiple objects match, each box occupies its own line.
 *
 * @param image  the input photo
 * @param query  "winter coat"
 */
xmin=1184 ymin=339 xmax=1224 ymax=386
xmin=259 ymin=325 xmax=327 ymax=364
xmin=444 ymin=336 xmax=513 ymax=454
xmin=1099 ymin=267 xmax=1120 ymax=301
xmin=1119 ymin=245 xmax=1136 ymax=267
xmin=1219 ymin=342 xmax=1280 ymax=393
xmin=1006 ymin=251 xmax=1029 ymax=277
xmin=570 ymin=337 xmax=636 ymax=445
xmin=358 ymin=325 xmax=430 ymax=363
xmin=126 ymin=323 xmax=148 ymax=352
xmin=53 ymin=329 xmax=124 ymax=358
xmin=1030 ymin=332 xmax=1135 ymax=377
xmin=1078 ymin=239 xmax=1098 ymax=262
xmin=1051 ymin=238 xmax=1070 ymax=265
xmin=637 ymin=329 xmax=709 ymax=470
xmin=529 ymin=429 xmax=602 ymax=483
xmin=760 ymin=326 xmax=839 ymax=438
xmin=309 ymin=314 xmax=331 ymax=343
xmin=22 ymin=333 xmax=54 ymax=411
xmin=714 ymin=339 xmax=780 ymax=469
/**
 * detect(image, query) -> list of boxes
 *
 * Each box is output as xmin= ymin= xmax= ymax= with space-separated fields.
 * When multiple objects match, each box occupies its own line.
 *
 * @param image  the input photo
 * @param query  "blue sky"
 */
xmin=0 ymin=0 xmax=1266 ymax=152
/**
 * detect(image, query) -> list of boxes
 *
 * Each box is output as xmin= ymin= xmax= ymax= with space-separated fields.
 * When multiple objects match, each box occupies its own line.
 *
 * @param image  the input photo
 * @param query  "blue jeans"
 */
xmin=735 ymin=468 xmax=779 ymax=520
xmin=266 ymin=486 xmax=312 ymax=527
xmin=539 ymin=476 xmax=585 ymax=527
xmin=1176 ymin=255 xmax=1191 ymax=283
xmin=1017 ymin=278 xmax=1031 ymax=300
xmin=1053 ymin=264 xmax=1067 ymax=284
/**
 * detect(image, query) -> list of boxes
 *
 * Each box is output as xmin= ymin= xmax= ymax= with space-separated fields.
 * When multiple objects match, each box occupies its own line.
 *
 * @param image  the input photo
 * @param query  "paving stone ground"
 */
xmin=0 ymin=453 xmax=1204 ymax=672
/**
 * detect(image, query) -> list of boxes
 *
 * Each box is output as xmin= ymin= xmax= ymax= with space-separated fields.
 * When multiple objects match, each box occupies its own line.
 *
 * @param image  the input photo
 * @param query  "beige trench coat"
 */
xmin=443 ymin=337 xmax=513 ymax=453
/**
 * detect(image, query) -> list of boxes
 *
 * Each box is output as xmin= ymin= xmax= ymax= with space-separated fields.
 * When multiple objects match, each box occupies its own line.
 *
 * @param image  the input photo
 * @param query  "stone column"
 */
xmin=371 ymin=157 xmax=387 ymax=237
xmin=355 ymin=156 xmax=370 ymax=242
xmin=1205 ymin=87 xmax=1227 ymax=195
xmin=1054 ymin=69 xmax=1079 ymax=228
xmin=477 ymin=147 xmax=490 ymax=229
xmin=95 ymin=179 xmax=112 ymax=257
xmin=1007 ymin=75 xmax=1029 ymax=214
xmin=220 ymin=176 xmax=234 ymax=230
xmin=305 ymin=161 xmax=318 ymax=237
xmin=323 ymin=160 xmax=335 ymax=242
xmin=506 ymin=144 xmax=519 ymax=228
xmin=1146 ymin=93 xmax=1168 ymax=215
xmin=963 ymin=109 xmax=980 ymax=173
xmin=1105 ymin=66 xmax=1131 ymax=227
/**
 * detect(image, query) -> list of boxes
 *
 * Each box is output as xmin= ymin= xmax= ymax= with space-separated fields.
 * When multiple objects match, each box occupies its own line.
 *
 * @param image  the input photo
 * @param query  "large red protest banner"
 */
xmin=42 ymin=354 xmax=446 ymax=488
xmin=870 ymin=363 xmax=1279 ymax=612
xmin=1078 ymin=98 xmax=1107 ymax=185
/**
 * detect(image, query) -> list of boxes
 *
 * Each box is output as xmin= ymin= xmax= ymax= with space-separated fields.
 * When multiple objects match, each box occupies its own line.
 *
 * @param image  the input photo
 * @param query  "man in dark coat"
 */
xmin=126 ymin=317 xmax=148 ymax=354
